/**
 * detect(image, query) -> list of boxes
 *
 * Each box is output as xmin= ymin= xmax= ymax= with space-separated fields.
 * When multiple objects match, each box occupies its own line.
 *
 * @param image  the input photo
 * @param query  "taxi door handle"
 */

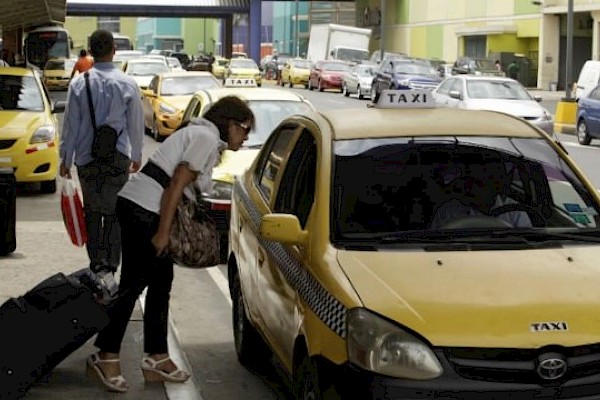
xmin=258 ymin=248 xmax=266 ymax=266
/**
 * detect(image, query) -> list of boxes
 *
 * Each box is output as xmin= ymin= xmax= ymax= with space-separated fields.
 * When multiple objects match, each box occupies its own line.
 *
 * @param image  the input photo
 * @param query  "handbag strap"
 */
xmin=83 ymin=72 xmax=98 ymax=133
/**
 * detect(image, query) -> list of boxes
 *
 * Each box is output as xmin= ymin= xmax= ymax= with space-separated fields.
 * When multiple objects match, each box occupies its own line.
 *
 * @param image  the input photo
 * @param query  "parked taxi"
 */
xmin=177 ymin=79 xmax=314 ymax=262
xmin=211 ymin=56 xmax=229 ymax=79
xmin=224 ymin=58 xmax=262 ymax=86
xmin=280 ymin=58 xmax=311 ymax=88
xmin=42 ymin=58 xmax=76 ymax=90
xmin=141 ymin=71 xmax=221 ymax=141
xmin=228 ymin=89 xmax=600 ymax=399
xmin=0 ymin=67 xmax=65 ymax=193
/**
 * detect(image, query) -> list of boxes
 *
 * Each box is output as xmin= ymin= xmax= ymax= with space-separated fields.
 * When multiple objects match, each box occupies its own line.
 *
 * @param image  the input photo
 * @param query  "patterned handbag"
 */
xmin=168 ymin=196 xmax=220 ymax=269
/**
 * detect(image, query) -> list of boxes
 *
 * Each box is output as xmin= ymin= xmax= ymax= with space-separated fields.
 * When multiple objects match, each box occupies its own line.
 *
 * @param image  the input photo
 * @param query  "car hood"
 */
xmin=394 ymin=74 xmax=441 ymax=83
xmin=337 ymin=246 xmax=600 ymax=347
xmin=44 ymin=71 xmax=70 ymax=79
xmin=229 ymin=68 xmax=259 ymax=74
xmin=0 ymin=111 xmax=52 ymax=138
xmin=463 ymin=99 xmax=545 ymax=117
xmin=160 ymin=95 xmax=193 ymax=111
xmin=212 ymin=148 xmax=260 ymax=184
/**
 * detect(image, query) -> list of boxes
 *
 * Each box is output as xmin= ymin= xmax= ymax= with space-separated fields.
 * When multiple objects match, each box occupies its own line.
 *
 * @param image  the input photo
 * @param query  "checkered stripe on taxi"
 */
xmin=234 ymin=180 xmax=347 ymax=338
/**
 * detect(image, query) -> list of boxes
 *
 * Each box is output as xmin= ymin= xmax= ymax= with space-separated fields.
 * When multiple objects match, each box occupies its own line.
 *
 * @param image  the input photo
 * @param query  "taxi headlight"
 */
xmin=30 ymin=125 xmax=56 ymax=144
xmin=211 ymin=180 xmax=233 ymax=200
xmin=347 ymin=308 xmax=442 ymax=380
xmin=159 ymin=103 xmax=177 ymax=114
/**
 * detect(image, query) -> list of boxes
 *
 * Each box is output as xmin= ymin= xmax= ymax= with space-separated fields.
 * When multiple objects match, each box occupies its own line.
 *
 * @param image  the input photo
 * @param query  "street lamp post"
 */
xmin=565 ymin=0 xmax=574 ymax=100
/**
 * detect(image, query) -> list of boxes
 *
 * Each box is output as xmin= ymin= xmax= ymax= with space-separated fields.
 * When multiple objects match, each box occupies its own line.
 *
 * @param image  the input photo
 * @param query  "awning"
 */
xmin=66 ymin=0 xmax=250 ymax=18
xmin=0 ymin=0 xmax=66 ymax=30
xmin=455 ymin=25 xmax=518 ymax=36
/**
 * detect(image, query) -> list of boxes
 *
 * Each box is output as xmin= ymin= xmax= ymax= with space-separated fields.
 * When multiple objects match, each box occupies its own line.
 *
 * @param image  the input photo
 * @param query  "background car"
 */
xmin=280 ymin=58 xmax=310 ymax=88
xmin=166 ymin=56 xmax=185 ymax=72
xmin=342 ymin=62 xmax=375 ymax=99
xmin=141 ymin=71 xmax=221 ymax=141
xmin=576 ymin=83 xmax=600 ymax=145
xmin=123 ymin=58 xmax=170 ymax=90
xmin=224 ymin=58 xmax=262 ymax=86
xmin=369 ymin=50 xmax=407 ymax=64
xmin=177 ymin=86 xmax=315 ymax=262
xmin=0 ymin=67 xmax=65 ymax=193
xmin=371 ymin=58 xmax=441 ymax=102
xmin=211 ymin=56 xmax=229 ymax=78
xmin=307 ymin=60 xmax=352 ymax=92
xmin=432 ymin=75 xmax=554 ymax=136
xmin=452 ymin=56 xmax=505 ymax=77
xmin=42 ymin=58 xmax=76 ymax=91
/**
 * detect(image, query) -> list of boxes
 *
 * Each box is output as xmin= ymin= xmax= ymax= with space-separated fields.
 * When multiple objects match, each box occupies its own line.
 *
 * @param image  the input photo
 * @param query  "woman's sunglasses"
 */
xmin=234 ymin=121 xmax=251 ymax=133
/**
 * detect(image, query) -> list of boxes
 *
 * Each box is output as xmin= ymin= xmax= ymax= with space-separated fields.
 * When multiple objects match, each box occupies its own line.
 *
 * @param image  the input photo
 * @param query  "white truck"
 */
xmin=306 ymin=23 xmax=371 ymax=64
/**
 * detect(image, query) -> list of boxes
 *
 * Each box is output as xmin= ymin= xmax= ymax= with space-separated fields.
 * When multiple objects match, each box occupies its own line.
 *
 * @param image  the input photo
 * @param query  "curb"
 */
xmin=554 ymin=123 xmax=576 ymax=135
xmin=138 ymin=290 xmax=203 ymax=400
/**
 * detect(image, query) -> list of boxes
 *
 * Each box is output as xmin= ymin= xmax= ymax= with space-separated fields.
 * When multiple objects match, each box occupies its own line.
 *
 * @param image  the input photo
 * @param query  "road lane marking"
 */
xmin=207 ymin=265 xmax=232 ymax=307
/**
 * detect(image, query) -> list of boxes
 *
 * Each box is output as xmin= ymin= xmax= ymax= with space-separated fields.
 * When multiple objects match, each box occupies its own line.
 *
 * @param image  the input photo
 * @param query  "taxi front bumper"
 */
xmin=0 ymin=139 xmax=58 ymax=183
xmin=324 ymin=347 xmax=600 ymax=399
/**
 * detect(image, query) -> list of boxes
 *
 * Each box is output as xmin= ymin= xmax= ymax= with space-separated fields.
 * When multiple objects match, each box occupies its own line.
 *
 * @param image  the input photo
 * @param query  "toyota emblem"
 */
xmin=537 ymin=353 xmax=567 ymax=380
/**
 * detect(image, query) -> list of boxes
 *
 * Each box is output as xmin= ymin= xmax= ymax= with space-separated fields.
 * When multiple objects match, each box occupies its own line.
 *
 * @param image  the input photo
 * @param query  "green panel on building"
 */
xmin=427 ymin=25 xmax=443 ymax=59
xmin=514 ymin=0 xmax=540 ymax=15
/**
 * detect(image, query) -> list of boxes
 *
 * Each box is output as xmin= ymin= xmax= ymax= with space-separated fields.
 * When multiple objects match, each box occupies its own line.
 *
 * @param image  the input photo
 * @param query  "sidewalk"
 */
xmin=0 ymin=220 xmax=190 ymax=400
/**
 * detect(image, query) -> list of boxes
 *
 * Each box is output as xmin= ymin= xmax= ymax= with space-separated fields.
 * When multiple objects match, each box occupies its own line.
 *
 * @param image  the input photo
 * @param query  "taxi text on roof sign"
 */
xmin=375 ymin=89 xmax=436 ymax=109
xmin=224 ymin=78 xmax=257 ymax=88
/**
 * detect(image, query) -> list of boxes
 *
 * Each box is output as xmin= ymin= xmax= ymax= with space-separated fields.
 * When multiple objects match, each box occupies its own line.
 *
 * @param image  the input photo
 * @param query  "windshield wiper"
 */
xmin=491 ymin=229 xmax=600 ymax=244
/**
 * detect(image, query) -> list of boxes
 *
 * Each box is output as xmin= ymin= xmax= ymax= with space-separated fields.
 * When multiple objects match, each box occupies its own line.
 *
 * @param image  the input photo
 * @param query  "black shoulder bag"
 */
xmin=84 ymin=72 xmax=119 ymax=163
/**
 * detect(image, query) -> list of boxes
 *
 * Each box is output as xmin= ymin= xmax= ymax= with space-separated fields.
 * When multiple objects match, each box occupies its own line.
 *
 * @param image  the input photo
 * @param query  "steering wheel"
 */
xmin=489 ymin=203 xmax=545 ymax=227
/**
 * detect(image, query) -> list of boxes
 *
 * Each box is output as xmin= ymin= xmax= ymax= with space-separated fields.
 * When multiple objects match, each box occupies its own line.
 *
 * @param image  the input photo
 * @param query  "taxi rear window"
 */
xmin=331 ymin=136 xmax=600 ymax=247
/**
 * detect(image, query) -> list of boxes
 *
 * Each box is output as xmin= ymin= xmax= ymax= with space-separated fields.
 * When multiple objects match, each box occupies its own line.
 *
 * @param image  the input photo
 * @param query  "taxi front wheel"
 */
xmin=231 ymin=271 xmax=268 ymax=370
xmin=294 ymin=355 xmax=340 ymax=400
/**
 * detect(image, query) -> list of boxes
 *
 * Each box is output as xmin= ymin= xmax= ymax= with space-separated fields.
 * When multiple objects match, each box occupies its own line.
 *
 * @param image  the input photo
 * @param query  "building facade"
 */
xmin=358 ymin=0 xmax=600 ymax=90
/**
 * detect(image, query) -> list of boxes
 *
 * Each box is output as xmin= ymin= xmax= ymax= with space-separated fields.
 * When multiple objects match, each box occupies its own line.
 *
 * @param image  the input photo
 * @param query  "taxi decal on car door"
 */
xmin=233 ymin=179 xmax=348 ymax=337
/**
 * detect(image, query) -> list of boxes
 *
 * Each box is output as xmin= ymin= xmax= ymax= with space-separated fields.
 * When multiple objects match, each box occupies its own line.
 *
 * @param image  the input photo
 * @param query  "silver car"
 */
xmin=342 ymin=63 xmax=375 ymax=100
xmin=432 ymin=75 xmax=555 ymax=137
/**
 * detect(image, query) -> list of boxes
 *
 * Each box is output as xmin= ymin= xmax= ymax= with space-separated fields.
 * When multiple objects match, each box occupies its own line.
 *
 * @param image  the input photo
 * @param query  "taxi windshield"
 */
xmin=161 ymin=76 xmax=220 ymax=95
xmin=332 ymin=136 xmax=600 ymax=246
xmin=243 ymin=100 xmax=313 ymax=148
xmin=0 ymin=75 xmax=44 ymax=111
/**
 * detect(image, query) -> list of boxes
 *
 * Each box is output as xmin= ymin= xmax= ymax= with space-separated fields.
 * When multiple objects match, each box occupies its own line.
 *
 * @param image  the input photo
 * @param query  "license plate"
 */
xmin=0 ymin=157 xmax=11 ymax=163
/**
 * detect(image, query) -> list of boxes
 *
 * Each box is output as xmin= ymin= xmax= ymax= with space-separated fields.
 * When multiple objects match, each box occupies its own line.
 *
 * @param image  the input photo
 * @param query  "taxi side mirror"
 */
xmin=52 ymin=100 xmax=66 ymax=114
xmin=259 ymin=214 xmax=308 ymax=246
xmin=449 ymin=90 xmax=462 ymax=100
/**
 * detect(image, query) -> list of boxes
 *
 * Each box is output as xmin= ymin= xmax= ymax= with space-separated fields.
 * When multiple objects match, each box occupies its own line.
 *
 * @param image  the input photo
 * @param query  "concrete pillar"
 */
xmin=538 ymin=13 xmax=560 ymax=91
xmin=249 ymin=0 xmax=262 ymax=64
xmin=592 ymin=11 xmax=600 ymax=61
xmin=224 ymin=15 xmax=233 ymax=60
xmin=2 ymin=29 xmax=21 ymax=65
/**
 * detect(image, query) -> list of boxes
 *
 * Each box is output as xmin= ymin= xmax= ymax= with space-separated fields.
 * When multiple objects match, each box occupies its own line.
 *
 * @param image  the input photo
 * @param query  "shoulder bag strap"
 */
xmin=83 ymin=71 xmax=97 ymax=132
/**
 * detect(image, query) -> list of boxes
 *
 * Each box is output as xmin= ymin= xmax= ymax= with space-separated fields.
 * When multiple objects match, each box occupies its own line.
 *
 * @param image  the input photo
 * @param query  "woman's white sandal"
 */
xmin=86 ymin=353 xmax=128 ymax=393
xmin=141 ymin=356 xmax=190 ymax=383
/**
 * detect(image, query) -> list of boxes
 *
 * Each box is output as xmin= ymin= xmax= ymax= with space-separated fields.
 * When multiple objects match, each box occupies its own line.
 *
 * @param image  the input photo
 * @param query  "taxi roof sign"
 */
xmin=223 ymin=78 xmax=257 ymax=88
xmin=375 ymin=89 xmax=436 ymax=109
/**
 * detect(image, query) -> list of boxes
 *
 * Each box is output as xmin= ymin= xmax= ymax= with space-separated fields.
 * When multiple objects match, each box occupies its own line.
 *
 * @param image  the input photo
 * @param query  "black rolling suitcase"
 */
xmin=0 ymin=268 xmax=116 ymax=399
xmin=0 ymin=168 xmax=16 ymax=256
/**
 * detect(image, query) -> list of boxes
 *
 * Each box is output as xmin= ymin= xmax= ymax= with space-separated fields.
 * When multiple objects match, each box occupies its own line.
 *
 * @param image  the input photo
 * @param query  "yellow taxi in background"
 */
xmin=177 ymin=81 xmax=314 ymax=262
xmin=42 ymin=58 xmax=76 ymax=90
xmin=211 ymin=57 xmax=229 ymax=79
xmin=141 ymin=71 xmax=221 ymax=141
xmin=0 ymin=67 xmax=65 ymax=193
xmin=280 ymin=58 xmax=311 ymax=88
xmin=228 ymin=89 xmax=600 ymax=399
xmin=224 ymin=58 xmax=262 ymax=86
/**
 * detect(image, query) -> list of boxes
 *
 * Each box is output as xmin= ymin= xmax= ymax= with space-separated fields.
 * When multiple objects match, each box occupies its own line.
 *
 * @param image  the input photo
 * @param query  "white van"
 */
xmin=575 ymin=60 xmax=600 ymax=99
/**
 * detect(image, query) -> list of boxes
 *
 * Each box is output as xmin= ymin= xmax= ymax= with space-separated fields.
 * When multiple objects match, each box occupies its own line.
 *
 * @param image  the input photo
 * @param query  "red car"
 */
xmin=308 ymin=60 xmax=352 ymax=92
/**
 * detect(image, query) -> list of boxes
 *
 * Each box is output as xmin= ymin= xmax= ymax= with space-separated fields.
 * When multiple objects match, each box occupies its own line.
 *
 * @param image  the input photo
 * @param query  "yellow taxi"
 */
xmin=42 ymin=58 xmax=76 ymax=91
xmin=280 ymin=58 xmax=311 ymax=88
xmin=228 ymin=89 xmax=600 ymax=399
xmin=0 ymin=67 xmax=65 ymax=193
xmin=177 ymin=82 xmax=315 ymax=262
xmin=211 ymin=56 xmax=229 ymax=79
xmin=224 ymin=58 xmax=262 ymax=86
xmin=141 ymin=71 xmax=221 ymax=141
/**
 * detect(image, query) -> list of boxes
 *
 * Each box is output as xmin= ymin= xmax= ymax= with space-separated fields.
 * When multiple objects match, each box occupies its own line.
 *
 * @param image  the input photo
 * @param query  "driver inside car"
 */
xmin=429 ymin=162 xmax=532 ymax=230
